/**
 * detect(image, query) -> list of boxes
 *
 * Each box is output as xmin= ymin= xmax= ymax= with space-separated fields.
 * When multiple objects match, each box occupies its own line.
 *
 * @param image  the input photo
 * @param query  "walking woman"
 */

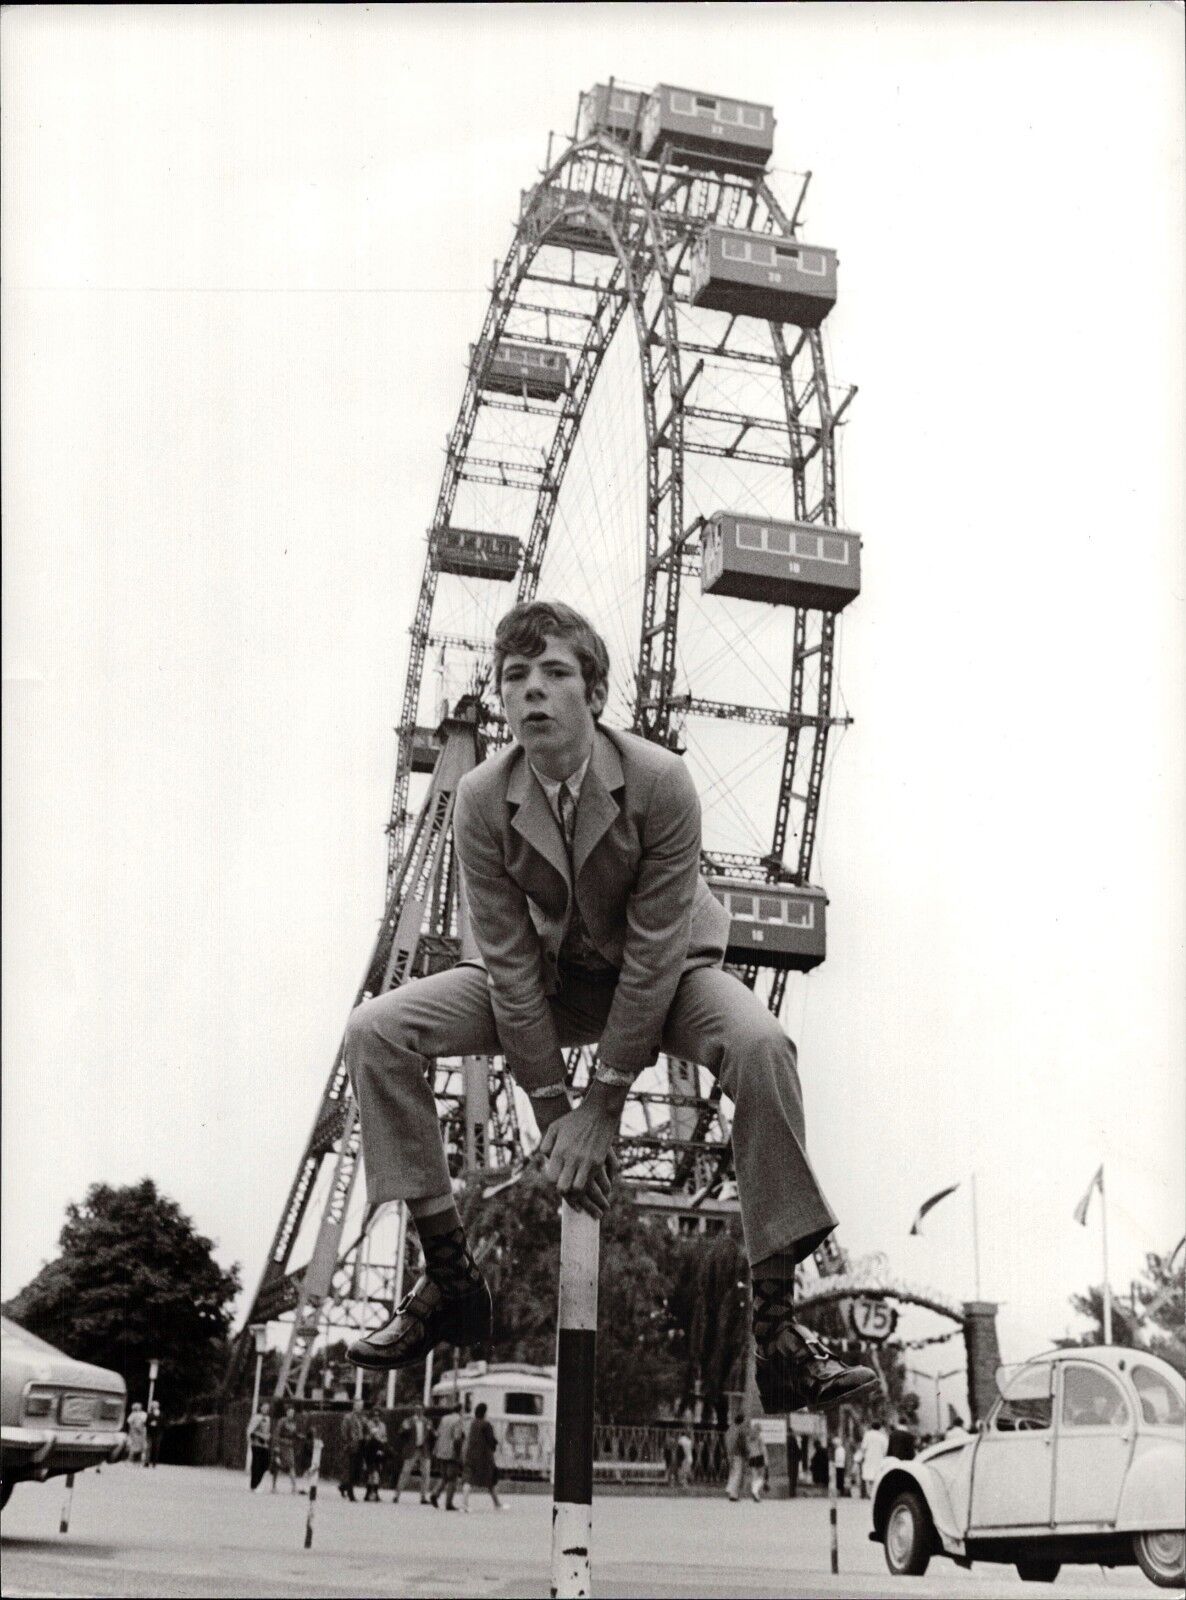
xmin=460 ymin=1403 xmax=503 ymax=1512
xmin=246 ymin=1399 xmax=271 ymax=1491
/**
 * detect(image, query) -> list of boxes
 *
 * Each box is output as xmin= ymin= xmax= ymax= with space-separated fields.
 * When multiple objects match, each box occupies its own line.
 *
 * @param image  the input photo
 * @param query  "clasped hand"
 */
xmin=538 ymin=1101 xmax=619 ymax=1219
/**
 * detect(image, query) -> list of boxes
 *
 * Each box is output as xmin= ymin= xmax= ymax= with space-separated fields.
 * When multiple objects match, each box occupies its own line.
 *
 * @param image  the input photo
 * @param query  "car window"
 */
xmin=1131 ymin=1365 xmax=1185 ymax=1427
xmin=1061 ymin=1365 xmax=1130 ymax=1428
xmin=992 ymin=1361 xmax=1053 ymax=1432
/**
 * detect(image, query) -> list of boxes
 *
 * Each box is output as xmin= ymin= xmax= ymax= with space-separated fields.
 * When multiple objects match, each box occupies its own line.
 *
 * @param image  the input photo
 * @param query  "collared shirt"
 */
xmin=527 ymin=752 xmax=591 ymax=828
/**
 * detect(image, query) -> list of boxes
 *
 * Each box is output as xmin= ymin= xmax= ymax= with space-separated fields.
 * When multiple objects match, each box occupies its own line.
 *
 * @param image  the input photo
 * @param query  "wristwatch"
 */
xmin=592 ymin=1064 xmax=635 ymax=1089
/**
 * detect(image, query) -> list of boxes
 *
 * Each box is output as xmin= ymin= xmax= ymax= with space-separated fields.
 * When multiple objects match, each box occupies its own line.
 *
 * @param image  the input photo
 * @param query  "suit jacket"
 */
xmin=452 ymin=724 xmax=729 ymax=1089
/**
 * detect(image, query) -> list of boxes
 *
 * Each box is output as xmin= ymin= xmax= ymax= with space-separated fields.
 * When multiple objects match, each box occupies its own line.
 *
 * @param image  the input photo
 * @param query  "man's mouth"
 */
xmin=522 ymin=712 xmax=552 ymax=724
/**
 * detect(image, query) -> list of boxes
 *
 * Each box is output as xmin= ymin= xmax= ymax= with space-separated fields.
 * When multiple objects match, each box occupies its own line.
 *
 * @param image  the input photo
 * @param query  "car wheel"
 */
xmin=1133 ymin=1530 xmax=1186 ymax=1589
xmin=1015 ymin=1557 xmax=1061 ymax=1583
xmin=884 ymin=1488 xmax=932 ymax=1577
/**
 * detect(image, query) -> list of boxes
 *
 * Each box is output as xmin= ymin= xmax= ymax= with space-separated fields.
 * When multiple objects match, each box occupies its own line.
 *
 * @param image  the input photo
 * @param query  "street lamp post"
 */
xmin=250 ymin=1325 xmax=268 ymax=1415
xmin=246 ymin=1325 xmax=268 ymax=1471
xmin=147 ymin=1358 xmax=160 ymax=1412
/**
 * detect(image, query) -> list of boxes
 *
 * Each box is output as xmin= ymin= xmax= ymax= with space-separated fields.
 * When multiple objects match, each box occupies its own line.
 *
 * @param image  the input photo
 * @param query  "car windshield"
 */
xmin=1131 ymin=1364 xmax=1185 ymax=1426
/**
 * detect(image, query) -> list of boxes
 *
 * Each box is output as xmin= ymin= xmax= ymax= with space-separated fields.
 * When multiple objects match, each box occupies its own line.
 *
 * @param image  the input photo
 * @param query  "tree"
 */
xmin=3 ymin=1178 xmax=240 ymax=1416
xmin=1061 ymin=1246 xmax=1185 ymax=1376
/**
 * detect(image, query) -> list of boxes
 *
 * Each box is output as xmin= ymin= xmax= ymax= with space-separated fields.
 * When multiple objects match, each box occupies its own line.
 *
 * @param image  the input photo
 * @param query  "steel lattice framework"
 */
xmin=229 ymin=87 xmax=857 ymax=1396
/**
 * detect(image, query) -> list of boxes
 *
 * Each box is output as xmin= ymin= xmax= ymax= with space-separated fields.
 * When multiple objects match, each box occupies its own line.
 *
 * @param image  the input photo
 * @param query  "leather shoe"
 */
xmin=755 ymin=1321 xmax=879 ymax=1414
xmin=347 ymin=1273 xmax=491 ymax=1370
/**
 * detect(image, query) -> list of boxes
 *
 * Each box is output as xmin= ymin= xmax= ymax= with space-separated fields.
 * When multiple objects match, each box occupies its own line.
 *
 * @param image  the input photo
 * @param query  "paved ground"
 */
xmin=0 ymin=1464 xmax=1158 ymax=1599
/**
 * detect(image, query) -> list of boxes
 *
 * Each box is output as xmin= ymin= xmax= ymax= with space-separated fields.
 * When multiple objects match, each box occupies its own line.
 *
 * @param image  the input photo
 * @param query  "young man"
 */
xmin=346 ymin=600 xmax=875 ymax=1415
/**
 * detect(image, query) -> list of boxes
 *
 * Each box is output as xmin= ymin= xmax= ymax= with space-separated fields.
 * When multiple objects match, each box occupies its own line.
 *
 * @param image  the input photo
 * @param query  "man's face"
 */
xmin=500 ymin=634 xmax=606 ymax=776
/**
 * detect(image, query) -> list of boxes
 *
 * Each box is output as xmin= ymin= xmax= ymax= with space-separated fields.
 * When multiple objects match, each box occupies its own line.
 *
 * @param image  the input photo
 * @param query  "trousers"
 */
xmin=346 ymin=962 xmax=836 ymax=1267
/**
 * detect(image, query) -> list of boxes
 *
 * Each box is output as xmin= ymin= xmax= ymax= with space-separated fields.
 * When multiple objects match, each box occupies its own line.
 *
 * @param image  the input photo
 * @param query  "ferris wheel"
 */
xmin=234 ymin=79 xmax=861 ymax=1395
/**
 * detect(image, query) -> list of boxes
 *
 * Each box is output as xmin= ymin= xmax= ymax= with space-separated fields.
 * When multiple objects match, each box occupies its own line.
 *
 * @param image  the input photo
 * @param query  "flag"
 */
xmin=1073 ymin=1164 xmax=1103 ymax=1226
xmin=909 ymin=1182 xmax=960 ymax=1236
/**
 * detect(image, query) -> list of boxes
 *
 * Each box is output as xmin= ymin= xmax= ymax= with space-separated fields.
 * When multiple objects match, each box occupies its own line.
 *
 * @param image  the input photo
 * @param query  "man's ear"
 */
xmin=589 ymin=681 xmax=608 ymax=717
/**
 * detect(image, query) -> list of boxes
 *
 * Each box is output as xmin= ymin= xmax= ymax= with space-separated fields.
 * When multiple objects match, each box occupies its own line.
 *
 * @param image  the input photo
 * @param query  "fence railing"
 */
xmin=592 ymin=1422 xmax=729 ymax=1485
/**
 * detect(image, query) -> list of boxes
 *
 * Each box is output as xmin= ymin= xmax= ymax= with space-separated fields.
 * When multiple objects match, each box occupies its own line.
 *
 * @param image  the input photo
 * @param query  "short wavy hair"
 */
xmin=493 ymin=601 xmax=610 ymax=711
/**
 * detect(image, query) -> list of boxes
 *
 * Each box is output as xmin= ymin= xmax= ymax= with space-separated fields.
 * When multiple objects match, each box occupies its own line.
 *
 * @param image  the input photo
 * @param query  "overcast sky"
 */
xmin=3 ymin=4 xmax=1183 ymax=1406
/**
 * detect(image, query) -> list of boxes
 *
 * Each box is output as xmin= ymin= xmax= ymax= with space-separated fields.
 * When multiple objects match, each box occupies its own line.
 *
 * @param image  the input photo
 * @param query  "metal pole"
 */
xmin=422 ymin=1347 xmax=435 ymax=1503
xmin=386 ymin=1201 xmax=408 ymax=1411
xmin=303 ymin=1438 xmax=323 ymax=1549
xmin=827 ymin=1426 xmax=839 ymax=1574
xmin=551 ymin=1204 xmax=599 ymax=1599
xmin=970 ymin=1171 xmax=982 ymax=1301
xmin=1100 ymin=1165 xmax=1113 ymax=1345
xmin=247 ymin=1350 xmax=264 ymax=1472
xmin=58 ymin=1473 xmax=75 ymax=1536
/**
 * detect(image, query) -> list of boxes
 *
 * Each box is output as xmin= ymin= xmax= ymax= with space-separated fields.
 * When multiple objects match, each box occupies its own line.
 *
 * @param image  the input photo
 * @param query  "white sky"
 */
xmin=3 ymin=4 xmax=1183 ymax=1403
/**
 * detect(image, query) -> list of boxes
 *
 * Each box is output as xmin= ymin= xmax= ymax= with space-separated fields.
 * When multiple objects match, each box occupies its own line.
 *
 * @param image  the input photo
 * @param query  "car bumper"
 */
xmin=1 ymin=1423 xmax=127 ymax=1480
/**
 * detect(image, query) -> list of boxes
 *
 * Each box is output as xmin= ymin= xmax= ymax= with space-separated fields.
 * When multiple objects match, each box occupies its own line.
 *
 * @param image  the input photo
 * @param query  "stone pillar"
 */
xmin=962 ymin=1301 xmax=1002 ymax=1425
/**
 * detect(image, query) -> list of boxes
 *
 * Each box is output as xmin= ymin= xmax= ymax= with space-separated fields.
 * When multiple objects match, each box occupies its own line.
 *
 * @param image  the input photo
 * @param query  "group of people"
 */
xmin=245 ymin=1399 xmax=311 ymax=1493
xmin=245 ymin=1397 xmax=503 ymax=1511
xmin=421 ymin=1402 xmax=503 ymax=1513
xmin=124 ymin=1400 xmax=163 ymax=1467
xmin=725 ymin=1414 xmax=769 ymax=1502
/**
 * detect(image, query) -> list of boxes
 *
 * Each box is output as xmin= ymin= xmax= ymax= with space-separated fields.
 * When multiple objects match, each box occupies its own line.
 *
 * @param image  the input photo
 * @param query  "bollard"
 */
xmin=58 ymin=1472 xmax=75 ymax=1535
xmin=551 ymin=1204 xmax=600 ymax=1599
xmin=303 ymin=1437 xmax=323 ymax=1549
xmin=827 ymin=1446 xmax=839 ymax=1574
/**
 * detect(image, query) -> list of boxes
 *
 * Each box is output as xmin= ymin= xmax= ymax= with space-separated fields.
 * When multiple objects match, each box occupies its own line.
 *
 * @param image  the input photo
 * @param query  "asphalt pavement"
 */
xmin=0 ymin=1463 xmax=1158 ymax=1599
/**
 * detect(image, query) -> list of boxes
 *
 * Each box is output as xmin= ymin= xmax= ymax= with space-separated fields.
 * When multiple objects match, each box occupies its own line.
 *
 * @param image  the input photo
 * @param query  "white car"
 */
xmin=0 ymin=1316 xmax=127 ymax=1510
xmin=871 ymin=1345 xmax=1184 ymax=1588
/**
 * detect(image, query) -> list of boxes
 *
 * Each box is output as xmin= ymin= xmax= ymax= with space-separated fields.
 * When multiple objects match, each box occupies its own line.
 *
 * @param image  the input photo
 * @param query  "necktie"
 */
xmin=557 ymin=783 xmax=577 ymax=860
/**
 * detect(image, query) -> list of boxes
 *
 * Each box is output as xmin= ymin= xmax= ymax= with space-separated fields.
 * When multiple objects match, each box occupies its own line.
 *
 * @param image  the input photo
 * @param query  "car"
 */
xmin=871 ymin=1345 xmax=1185 ymax=1588
xmin=0 ymin=1315 xmax=127 ymax=1510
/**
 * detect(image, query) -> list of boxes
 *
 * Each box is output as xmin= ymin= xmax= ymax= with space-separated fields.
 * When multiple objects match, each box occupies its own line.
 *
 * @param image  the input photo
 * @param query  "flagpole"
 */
xmin=1100 ymin=1165 xmax=1113 ymax=1345
xmin=970 ymin=1170 xmax=982 ymax=1300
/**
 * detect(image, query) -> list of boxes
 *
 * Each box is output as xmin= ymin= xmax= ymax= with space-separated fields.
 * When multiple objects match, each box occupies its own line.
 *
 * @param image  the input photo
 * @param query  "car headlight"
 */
xmin=23 ymin=1387 xmax=58 ymax=1421
xmin=97 ymin=1398 xmax=125 ymax=1425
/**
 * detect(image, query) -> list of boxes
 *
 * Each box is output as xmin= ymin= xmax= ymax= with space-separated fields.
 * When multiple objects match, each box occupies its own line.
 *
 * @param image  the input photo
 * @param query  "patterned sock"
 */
xmin=750 ymin=1255 xmax=799 ymax=1359
xmin=414 ymin=1205 xmax=482 ymax=1300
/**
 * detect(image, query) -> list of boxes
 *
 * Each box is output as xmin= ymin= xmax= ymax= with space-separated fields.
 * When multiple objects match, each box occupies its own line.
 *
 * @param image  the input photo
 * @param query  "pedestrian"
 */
xmin=855 ymin=1419 xmax=887 ymax=1500
xmin=886 ymin=1411 xmax=917 ymax=1462
xmin=362 ymin=1410 xmax=388 ymax=1501
xmin=831 ymin=1433 xmax=847 ymax=1497
xmin=428 ymin=1404 xmax=464 ymax=1510
xmin=125 ymin=1402 xmax=147 ymax=1466
xmin=674 ymin=1428 xmax=694 ymax=1490
xmin=339 ymin=1398 xmax=366 ymax=1501
xmin=345 ymin=602 xmax=877 ymax=1421
xmin=389 ymin=1412 xmax=413 ymax=1503
xmin=725 ymin=1411 xmax=749 ymax=1501
xmin=460 ymin=1402 xmax=503 ymax=1512
xmin=145 ymin=1400 xmax=163 ymax=1467
xmin=810 ymin=1439 xmax=829 ymax=1490
xmin=270 ymin=1402 xmax=301 ymax=1493
xmin=246 ymin=1398 xmax=272 ymax=1491
xmin=399 ymin=1404 xmax=432 ymax=1503
xmin=746 ymin=1417 xmax=767 ymax=1501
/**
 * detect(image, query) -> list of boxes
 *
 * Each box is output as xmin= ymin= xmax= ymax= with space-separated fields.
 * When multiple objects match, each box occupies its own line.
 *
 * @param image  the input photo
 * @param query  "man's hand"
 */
xmin=538 ymin=1095 xmax=621 ymax=1219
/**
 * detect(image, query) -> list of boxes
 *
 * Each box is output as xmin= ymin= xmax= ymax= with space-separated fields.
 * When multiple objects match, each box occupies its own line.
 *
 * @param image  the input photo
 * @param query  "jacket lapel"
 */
xmin=507 ymin=750 xmax=570 ymax=890
xmin=573 ymin=728 xmax=624 ymax=880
